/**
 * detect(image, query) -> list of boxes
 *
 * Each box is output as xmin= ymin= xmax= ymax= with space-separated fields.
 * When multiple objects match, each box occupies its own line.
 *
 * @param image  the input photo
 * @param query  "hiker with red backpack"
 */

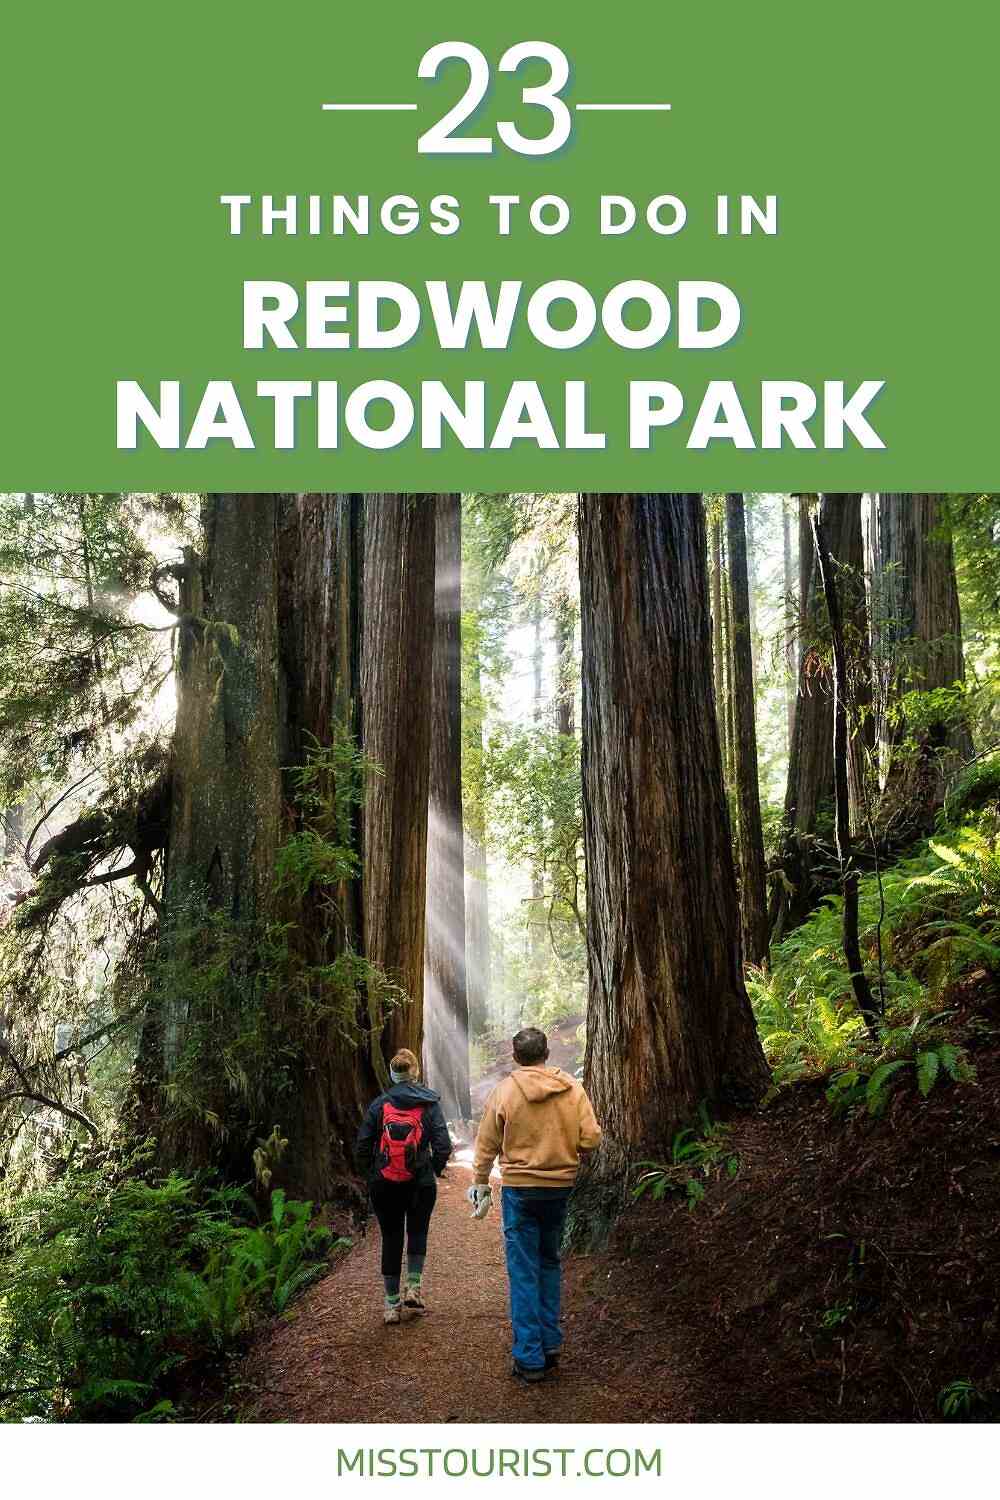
xmin=355 ymin=1047 xmax=452 ymax=1324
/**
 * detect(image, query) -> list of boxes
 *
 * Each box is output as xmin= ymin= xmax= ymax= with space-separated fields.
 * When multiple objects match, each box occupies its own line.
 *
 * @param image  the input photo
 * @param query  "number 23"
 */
xmin=417 ymin=41 xmax=571 ymax=156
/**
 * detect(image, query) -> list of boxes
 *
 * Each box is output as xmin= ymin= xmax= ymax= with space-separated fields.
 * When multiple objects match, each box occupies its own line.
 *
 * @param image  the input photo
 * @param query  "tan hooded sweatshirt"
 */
xmin=473 ymin=1066 xmax=602 ymax=1188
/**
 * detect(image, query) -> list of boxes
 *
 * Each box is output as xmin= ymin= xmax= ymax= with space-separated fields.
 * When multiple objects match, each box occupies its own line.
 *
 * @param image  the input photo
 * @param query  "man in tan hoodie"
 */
xmin=471 ymin=1026 xmax=602 ymax=1382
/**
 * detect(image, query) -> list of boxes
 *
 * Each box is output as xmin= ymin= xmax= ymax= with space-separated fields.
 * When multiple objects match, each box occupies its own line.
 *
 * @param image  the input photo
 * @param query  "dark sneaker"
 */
xmin=511 ymin=1361 xmax=546 ymax=1384
xmin=544 ymin=1352 xmax=561 ymax=1372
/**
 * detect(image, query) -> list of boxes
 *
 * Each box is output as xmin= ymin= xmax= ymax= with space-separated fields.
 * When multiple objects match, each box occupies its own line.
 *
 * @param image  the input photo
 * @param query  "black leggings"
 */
xmin=370 ymin=1179 xmax=437 ymax=1279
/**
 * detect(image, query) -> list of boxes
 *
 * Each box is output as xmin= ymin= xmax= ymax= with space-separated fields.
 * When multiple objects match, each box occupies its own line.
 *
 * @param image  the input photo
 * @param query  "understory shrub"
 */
xmin=750 ymin=821 xmax=999 ymax=1105
xmin=632 ymin=1109 xmax=739 ymax=1210
xmin=0 ymin=1142 xmax=346 ymax=1423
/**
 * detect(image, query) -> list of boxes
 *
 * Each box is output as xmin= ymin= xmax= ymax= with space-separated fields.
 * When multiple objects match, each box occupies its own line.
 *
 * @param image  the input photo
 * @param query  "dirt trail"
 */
xmin=246 ymin=1160 xmax=659 ymax=1423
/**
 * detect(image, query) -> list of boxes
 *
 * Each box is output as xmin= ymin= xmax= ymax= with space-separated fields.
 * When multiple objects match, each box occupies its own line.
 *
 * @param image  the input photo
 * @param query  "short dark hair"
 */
xmin=512 ymin=1027 xmax=549 ymax=1066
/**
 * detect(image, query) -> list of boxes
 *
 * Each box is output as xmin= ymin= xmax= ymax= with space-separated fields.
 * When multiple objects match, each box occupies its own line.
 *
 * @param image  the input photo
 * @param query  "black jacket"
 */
xmin=354 ymin=1081 xmax=452 ymax=1186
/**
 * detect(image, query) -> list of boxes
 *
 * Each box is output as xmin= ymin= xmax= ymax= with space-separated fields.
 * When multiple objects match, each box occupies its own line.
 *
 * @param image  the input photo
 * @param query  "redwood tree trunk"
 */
xmin=166 ymin=499 xmax=284 ymax=930
xmin=771 ymin=494 xmax=865 ymax=938
xmin=423 ymin=495 xmax=471 ymax=1121
xmin=811 ymin=511 xmax=879 ymax=1033
xmin=161 ymin=494 xmax=385 ymax=1198
xmin=867 ymin=494 xmax=972 ymax=837
xmin=782 ymin=497 xmax=795 ymax=750
xmin=276 ymin=493 xmax=383 ymax=1194
xmin=725 ymin=494 xmax=769 ymax=968
xmin=362 ymin=495 xmax=437 ymax=1056
xmin=744 ymin=498 xmax=759 ymax=690
xmin=723 ymin=551 xmax=737 ymax=787
xmin=711 ymin=517 xmax=728 ymax=770
xmin=579 ymin=494 xmax=769 ymax=1179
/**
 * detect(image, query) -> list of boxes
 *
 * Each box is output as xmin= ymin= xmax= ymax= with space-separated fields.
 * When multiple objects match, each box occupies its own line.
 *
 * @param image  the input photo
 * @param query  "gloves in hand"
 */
xmin=467 ymin=1184 xmax=493 ymax=1220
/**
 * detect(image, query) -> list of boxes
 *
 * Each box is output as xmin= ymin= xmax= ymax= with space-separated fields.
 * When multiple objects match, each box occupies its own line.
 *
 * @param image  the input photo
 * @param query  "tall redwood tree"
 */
xmin=164 ymin=495 xmax=386 ymax=1195
xmin=725 ymin=493 xmax=769 ymax=967
xmin=361 ymin=495 xmax=437 ymax=1057
xmin=579 ymin=494 xmax=769 ymax=1176
xmin=867 ymin=493 xmax=972 ymax=837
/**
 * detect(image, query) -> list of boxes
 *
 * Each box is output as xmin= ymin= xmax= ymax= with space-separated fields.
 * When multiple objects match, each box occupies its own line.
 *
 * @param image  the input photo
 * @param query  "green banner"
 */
xmin=3 ymin=0 xmax=997 ymax=488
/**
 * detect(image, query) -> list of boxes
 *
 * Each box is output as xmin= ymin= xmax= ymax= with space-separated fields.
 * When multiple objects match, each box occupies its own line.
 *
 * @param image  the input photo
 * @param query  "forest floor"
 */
xmin=238 ymin=978 xmax=1000 ymax=1423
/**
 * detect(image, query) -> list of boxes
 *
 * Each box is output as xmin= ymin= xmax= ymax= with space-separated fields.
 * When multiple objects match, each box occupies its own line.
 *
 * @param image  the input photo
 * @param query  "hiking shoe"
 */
xmin=544 ymin=1352 xmax=561 ymax=1372
xmin=403 ymin=1286 xmax=427 ymax=1313
xmin=511 ymin=1361 xmax=546 ymax=1384
xmin=384 ymin=1304 xmax=402 ymax=1325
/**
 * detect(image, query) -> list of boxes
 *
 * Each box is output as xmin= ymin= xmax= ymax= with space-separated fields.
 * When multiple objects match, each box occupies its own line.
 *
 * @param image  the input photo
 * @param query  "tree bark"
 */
xmin=160 ymin=494 xmax=385 ymax=1197
xmin=725 ymin=494 xmax=769 ymax=968
xmin=723 ymin=548 xmax=737 ymax=788
xmin=423 ymin=495 xmax=471 ymax=1121
xmin=782 ymin=497 xmax=795 ymax=751
xmin=275 ymin=493 xmax=383 ymax=1193
xmin=797 ymin=493 xmax=815 ymax=669
xmin=866 ymin=494 xmax=972 ymax=837
xmin=745 ymin=497 xmax=759 ymax=690
xmin=362 ymin=495 xmax=437 ymax=1056
xmin=771 ymin=494 xmax=865 ymax=938
xmin=579 ymin=494 xmax=770 ymax=1180
xmin=811 ymin=511 xmax=879 ymax=1034
xmin=166 ymin=499 xmax=285 ymax=930
xmin=711 ymin=517 xmax=728 ymax=770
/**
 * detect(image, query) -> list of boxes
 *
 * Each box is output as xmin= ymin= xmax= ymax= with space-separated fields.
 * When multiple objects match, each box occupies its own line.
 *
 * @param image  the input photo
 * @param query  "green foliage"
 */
xmin=464 ymin=492 xmax=577 ymax=572
xmin=949 ymin=495 xmax=1000 ymax=644
xmin=937 ymin=1378 xmax=985 ymax=1421
xmin=632 ymin=1111 xmax=739 ymax=1210
xmin=944 ymin=753 xmax=1000 ymax=824
xmin=818 ymin=1302 xmax=852 ymax=1332
xmin=0 ymin=492 xmax=194 ymax=805
xmin=825 ymin=1038 xmax=968 ymax=1120
xmin=0 ymin=1142 xmax=345 ymax=1422
xmin=479 ymin=723 xmax=586 ymax=1029
xmin=275 ymin=725 xmax=372 ymax=897
xmin=149 ymin=892 xmax=289 ymax=1148
xmin=153 ymin=726 xmax=400 ymax=1156
xmin=274 ymin=828 xmax=357 ymax=898
xmin=751 ymin=822 xmax=997 ymax=1118
xmin=890 ymin=682 xmax=971 ymax=745
xmin=182 ymin=1188 xmax=346 ymax=1337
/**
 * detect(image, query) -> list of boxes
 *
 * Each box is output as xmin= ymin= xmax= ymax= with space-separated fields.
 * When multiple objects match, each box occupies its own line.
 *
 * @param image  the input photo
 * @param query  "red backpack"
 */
xmin=377 ymin=1101 xmax=427 ymax=1183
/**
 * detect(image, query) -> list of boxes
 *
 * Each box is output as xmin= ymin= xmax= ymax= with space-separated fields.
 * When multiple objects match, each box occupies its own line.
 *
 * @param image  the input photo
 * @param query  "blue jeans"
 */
xmin=501 ymin=1185 xmax=572 ymax=1371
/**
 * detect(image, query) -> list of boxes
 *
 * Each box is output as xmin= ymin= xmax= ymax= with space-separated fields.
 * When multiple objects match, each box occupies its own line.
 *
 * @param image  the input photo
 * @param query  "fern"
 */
xmin=0 ymin=1152 xmax=345 ymax=1422
xmin=632 ymin=1115 xmax=738 ymax=1208
xmin=865 ymin=1060 xmax=909 ymax=1115
xmin=916 ymin=1049 xmax=940 ymax=1097
xmin=753 ymin=821 xmax=997 ymax=1112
